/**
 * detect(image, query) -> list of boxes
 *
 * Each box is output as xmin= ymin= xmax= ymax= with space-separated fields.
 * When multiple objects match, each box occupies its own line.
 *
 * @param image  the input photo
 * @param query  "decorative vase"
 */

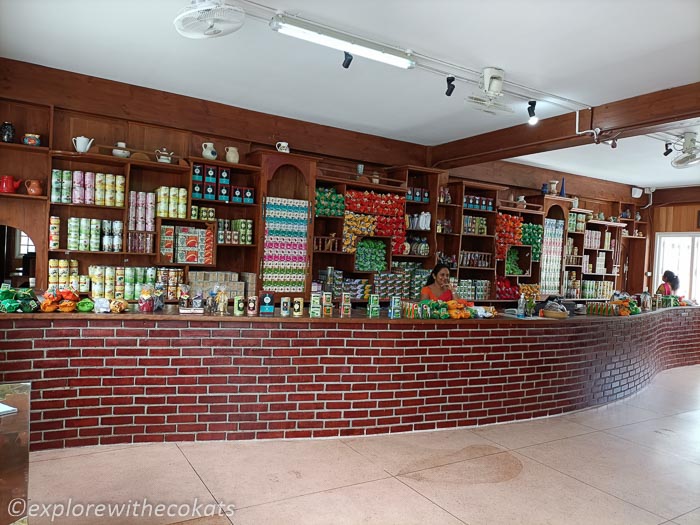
xmin=559 ymin=177 xmax=566 ymax=197
xmin=202 ymin=142 xmax=217 ymax=160
xmin=1 ymin=121 xmax=15 ymax=143
xmin=548 ymin=180 xmax=559 ymax=195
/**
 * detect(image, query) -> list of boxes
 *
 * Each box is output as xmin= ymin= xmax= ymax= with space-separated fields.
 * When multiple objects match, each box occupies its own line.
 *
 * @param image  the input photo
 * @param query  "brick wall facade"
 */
xmin=1 ymin=308 xmax=699 ymax=451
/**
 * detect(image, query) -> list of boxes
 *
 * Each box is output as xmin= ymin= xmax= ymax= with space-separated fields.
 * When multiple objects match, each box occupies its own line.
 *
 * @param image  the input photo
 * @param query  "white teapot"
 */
xmin=202 ymin=142 xmax=218 ymax=160
xmin=72 ymin=136 xmax=94 ymax=153
xmin=225 ymin=146 xmax=239 ymax=164
xmin=155 ymin=147 xmax=174 ymax=163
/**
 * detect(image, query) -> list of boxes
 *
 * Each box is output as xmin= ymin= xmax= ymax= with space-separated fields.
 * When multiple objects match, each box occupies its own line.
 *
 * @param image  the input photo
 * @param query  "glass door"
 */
xmin=654 ymin=233 xmax=697 ymax=298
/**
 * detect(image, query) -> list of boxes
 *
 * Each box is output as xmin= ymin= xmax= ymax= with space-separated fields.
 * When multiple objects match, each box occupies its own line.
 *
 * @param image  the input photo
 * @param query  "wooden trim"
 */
xmin=0 ymin=58 xmax=427 ymax=167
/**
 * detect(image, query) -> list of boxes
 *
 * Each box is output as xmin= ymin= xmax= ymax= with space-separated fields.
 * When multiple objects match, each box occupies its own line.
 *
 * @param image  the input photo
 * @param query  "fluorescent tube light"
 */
xmin=270 ymin=13 xmax=415 ymax=69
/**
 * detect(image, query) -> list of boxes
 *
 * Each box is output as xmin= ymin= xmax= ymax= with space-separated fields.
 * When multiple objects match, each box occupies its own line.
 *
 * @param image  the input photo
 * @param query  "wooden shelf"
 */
xmin=462 ymin=208 xmax=497 ymax=214
xmin=316 ymin=172 xmax=407 ymax=194
xmin=315 ymin=215 xmax=344 ymax=219
xmin=392 ymin=254 xmax=430 ymax=259
xmin=192 ymin=198 xmax=258 ymax=208
xmin=51 ymin=150 xmax=190 ymax=172
xmin=586 ymin=219 xmax=626 ymax=228
xmin=438 ymin=202 xmax=461 ymax=208
xmin=48 ymin=249 xmax=127 ymax=255
xmin=462 ymin=233 xmax=495 ymax=238
xmin=188 ymin=157 xmax=261 ymax=172
xmin=0 ymin=142 xmax=49 ymax=154
xmin=0 ymin=193 xmax=48 ymax=201
xmin=498 ymin=206 xmax=545 ymax=216
xmin=406 ymin=228 xmax=431 ymax=232
xmin=459 ymin=266 xmax=496 ymax=271
xmin=50 ymin=202 xmax=124 ymax=210
xmin=158 ymin=217 xmax=215 ymax=225
xmin=313 ymin=250 xmax=351 ymax=255
xmin=217 ymin=244 xmax=257 ymax=248
xmin=406 ymin=200 xmax=432 ymax=206
xmin=437 ymin=232 xmax=460 ymax=236
xmin=622 ymin=236 xmax=647 ymax=240
xmin=571 ymin=207 xmax=594 ymax=214
xmin=582 ymin=272 xmax=619 ymax=277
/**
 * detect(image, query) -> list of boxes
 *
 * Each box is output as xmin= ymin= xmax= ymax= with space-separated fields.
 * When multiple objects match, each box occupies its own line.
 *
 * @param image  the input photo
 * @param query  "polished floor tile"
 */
xmin=471 ymin=415 xmax=595 ymax=449
xmin=564 ymin=401 xmax=660 ymax=430
xmin=342 ymin=428 xmax=504 ymax=475
xmin=519 ymin=431 xmax=700 ymax=519
xmin=399 ymin=451 xmax=661 ymax=525
xmin=25 ymin=364 xmax=700 ymax=524
xmin=178 ymin=439 xmax=389 ymax=509
xmin=233 ymin=477 xmax=463 ymax=525
xmin=29 ymin=444 xmax=220 ymax=525
xmin=606 ymin=413 xmax=700 ymax=464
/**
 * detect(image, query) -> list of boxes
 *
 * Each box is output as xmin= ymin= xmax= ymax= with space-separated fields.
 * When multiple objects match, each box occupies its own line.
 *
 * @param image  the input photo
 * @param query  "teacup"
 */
xmin=275 ymin=141 xmax=290 ymax=153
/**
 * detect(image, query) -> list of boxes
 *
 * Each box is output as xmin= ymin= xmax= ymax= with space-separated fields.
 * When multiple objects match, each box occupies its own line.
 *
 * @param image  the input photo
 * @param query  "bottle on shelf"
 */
xmin=517 ymin=293 xmax=526 ymax=318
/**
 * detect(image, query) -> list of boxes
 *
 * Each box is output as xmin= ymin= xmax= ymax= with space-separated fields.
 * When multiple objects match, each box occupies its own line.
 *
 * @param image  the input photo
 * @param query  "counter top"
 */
xmin=1 ymin=305 xmax=695 ymax=324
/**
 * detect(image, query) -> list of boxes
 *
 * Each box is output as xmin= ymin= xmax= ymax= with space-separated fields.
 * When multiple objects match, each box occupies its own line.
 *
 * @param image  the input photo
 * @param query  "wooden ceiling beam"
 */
xmin=430 ymin=82 xmax=700 ymax=170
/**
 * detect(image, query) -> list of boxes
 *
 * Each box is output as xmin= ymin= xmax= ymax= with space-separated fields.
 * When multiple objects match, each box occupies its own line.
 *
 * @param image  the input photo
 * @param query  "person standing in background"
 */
xmin=656 ymin=270 xmax=679 ymax=295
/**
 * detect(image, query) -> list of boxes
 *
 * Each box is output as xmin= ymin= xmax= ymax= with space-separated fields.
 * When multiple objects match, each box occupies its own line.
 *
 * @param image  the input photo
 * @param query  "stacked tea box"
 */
xmin=155 ymin=186 xmax=188 ymax=219
xmin=373 ymin=272 xmax=411 ymax=299
xmin=174 ymin=226 xmax=214 ymax=265
xmin=51 ymin=169 xmax=125 ymax=207
xmin=342 ymin=278 xmax=371 ymax=300
xmin=262 ymin=197 xmax=309 ymax=293
xmin=128 ymin=191 xmax=156 ymax=232
xmin=188 ymin=271 xmax=245 ymax=297
xmin=240 ymin=272 xmax=257 ymax=297
xmin=47 ymin=259 xmax=79 ymax=290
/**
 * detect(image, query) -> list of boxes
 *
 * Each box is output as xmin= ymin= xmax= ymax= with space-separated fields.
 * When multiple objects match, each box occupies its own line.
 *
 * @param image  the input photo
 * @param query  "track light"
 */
xmin=445 ymin=76 xmax=455 ymax=96
xmin=663 ymin=142 xmax=673 ymax=156
xmin=342 ymin=51 xmax=353 ymax=69
xmin=527 ymin=100 xmax=538 ymax=125
xmin=270 ymin=13 xmax=415 ymax=69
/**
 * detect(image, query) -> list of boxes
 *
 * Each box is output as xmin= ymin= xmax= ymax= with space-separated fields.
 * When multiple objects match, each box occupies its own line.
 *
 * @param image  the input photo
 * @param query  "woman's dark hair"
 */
xmin=663 ymin=270 xmax=680 ymax=292
xmin=426 ymin=263 xmax=450 ymax=285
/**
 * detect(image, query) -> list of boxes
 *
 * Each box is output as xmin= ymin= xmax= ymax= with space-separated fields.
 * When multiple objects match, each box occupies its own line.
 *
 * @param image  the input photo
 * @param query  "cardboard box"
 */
xmin=231 ymin=187 xmax=243 ymax=203
xmin=243 ymin=187 xmax=254 ymax=204
xmin=217 ymin=184 xmax=230 ymax=202
xmin=205 ymin=165 xmax=217 ymax=183
xmin=192 ymin=164 xmax=204 ymax=182
xmin=203 ymin=180 xmax=216 ymax=201
xmin=192 ymin=181 xmax=203 ymax=199
xmin=218 ymin=167 xmax=230 ymax=185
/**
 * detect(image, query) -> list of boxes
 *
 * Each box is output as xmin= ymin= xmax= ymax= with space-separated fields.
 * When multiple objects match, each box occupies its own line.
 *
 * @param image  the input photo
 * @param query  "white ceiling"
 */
xmin=1 ymin=0 xmax=699 ymax=187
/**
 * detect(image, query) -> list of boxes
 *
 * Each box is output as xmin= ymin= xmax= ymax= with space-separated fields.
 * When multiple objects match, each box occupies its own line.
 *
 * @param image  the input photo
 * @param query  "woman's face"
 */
xmin=435 ymin=268 xmax=451 ymax=287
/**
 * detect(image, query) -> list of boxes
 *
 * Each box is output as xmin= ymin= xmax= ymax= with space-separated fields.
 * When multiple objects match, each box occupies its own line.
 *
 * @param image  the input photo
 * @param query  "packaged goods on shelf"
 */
xmin=463 ymin=194 xmax=495 ymax=211
xmin=344 ymin=190 xmax=405 ymax=216
xmin=496 ymin=276 xmax=520 ymax=300
xmin=541 ymin=218 xmax=565 ymax=295
xmin=520 ymin=223 xmax=543 ymax=261
xmin=373 ymin=272 xmax=411 ymax=299
xmin=188 ymin=271 xmax=245 ymax=297
xmin=341 ymin=278 xmax=372 ymax=300
xmin=53 ymin=216 xmax=126 ymax=253
xmin=459 ymin=250 xmax=492 ymax=268
xmin=355 ymin=238 xmax=387 ymax=272
xmin=262 ymin=197 xmax=309 ymax=293
xmin=496 ymin=213 xmax=523 ymax=260
xmin=216 ymin=219 xmax=254 ymax=245
xmin=462 ymin=215 xmax=488 ymax=235
xmin=457 ymin=279 xmax=490 ymax=301
xmin=342 ymin=211 xmax=376 ymax=253
xmin=50 ymin=169 xmax=125 ymax=207
xmin=505 ymin=247 xmax=524 ymax=275
xmin=581 ymin=280 xmax=614 ymax=300
xmin=155 ymin=186 xmax=188 ymax=219
xmin=173 ymin=226 xmax=214 ymax=265
xmin=584 ymin=230 xmax=601 ymax=249
xmin=315 ymin=186 xmax=345 ymax=216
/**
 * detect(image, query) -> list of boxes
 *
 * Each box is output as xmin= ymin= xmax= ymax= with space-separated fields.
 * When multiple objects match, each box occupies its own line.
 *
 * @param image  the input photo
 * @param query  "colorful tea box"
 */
xmin=259 ymin=292 xmax=274 ymax=316
xmin=192 ymin=164 xmax=204 ymax=182
xmin=389 ymin=296 xmax=401 ymax=319
xmin=243 ymin=187 xmax=254 ymax=204
xmin=231 ymin=187 xmax=243 ymax=203
xmin=204 ymin=165 xmax=217 ymax=183
xmin=217 ymin=184 xmax=230 ymax=202
xmin=192 ymin=180 xmax=203 ymax=199
xmin=203 ymin=180 xmax=216 ymax=201
xmin=218 ymin=167 xmax=230 ymax=185
xmin=340 ymin=292 xmax=351 ymax=317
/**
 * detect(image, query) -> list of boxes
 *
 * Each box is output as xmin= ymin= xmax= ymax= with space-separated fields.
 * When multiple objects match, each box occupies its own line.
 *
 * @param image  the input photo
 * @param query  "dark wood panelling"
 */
xmin=450 ymin=161 xmax=644 ymax=203
xmin=0 ymin=58 xmax=426 ymax=166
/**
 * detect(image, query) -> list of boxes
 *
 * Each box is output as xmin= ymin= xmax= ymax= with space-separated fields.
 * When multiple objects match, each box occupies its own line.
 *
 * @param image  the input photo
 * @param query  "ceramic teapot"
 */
xmin=0 ymin=175 xmax=21 ymax=193
xmin=202 ymin=142 xmax=217 ymax=160
xmin=72 ymin=136 xmax=94 ymax=153
xmin=155 ymin=147 xmax=174 ymax=163
xmin=24 ymin=179 xmax=43 ymax=196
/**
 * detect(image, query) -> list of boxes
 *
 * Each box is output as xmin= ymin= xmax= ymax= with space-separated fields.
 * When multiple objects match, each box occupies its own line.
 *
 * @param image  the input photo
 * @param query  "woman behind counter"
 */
xmin=656 ymin=270 xmax=680 ymax=295
xmin=421 ymin=263 xmax=460 ymax=301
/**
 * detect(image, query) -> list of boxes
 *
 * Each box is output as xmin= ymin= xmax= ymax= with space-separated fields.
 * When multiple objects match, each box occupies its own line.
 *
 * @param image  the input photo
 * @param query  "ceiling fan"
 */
xmin=671 ymin=132 xmax=700 ymax=169
xmin=465 ymin=67 xmax=515 ymax=115
xmin=174 ymin=0 xmax=245 ymax=39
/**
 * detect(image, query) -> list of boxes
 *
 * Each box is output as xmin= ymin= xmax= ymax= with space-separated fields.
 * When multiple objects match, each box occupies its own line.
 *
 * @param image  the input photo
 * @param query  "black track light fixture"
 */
xmin=445 ymin=76 xmax=455 ymax=96
xmin=663 ymin=142 xmax=673 ymax=156
xmin=342 ymin=51 xmax=353 ymax=69
xmin=527 ymin=100 xmax=538 ymax=125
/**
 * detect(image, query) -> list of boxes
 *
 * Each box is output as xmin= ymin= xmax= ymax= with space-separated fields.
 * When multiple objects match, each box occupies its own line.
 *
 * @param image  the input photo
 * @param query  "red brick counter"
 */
xmin=1 ymin=308 xmax=699 ymax=450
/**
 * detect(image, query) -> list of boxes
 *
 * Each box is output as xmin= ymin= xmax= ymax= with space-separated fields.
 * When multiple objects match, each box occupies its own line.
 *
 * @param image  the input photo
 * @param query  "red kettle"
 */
xmin=0 ymin=175 xmax=21 ymax=193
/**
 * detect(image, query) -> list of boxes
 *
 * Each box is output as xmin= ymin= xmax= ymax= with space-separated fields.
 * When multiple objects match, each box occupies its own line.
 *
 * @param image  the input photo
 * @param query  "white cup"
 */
xmin=29 ymin=277 xmax=36 ymax=288
xmin=275 ymin=141 xmax=290 ymax=153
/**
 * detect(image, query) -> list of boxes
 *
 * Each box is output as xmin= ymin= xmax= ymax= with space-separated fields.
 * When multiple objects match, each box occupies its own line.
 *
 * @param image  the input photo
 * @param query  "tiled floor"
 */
xmin=26 ymin=365 xmax=700 ymax=525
